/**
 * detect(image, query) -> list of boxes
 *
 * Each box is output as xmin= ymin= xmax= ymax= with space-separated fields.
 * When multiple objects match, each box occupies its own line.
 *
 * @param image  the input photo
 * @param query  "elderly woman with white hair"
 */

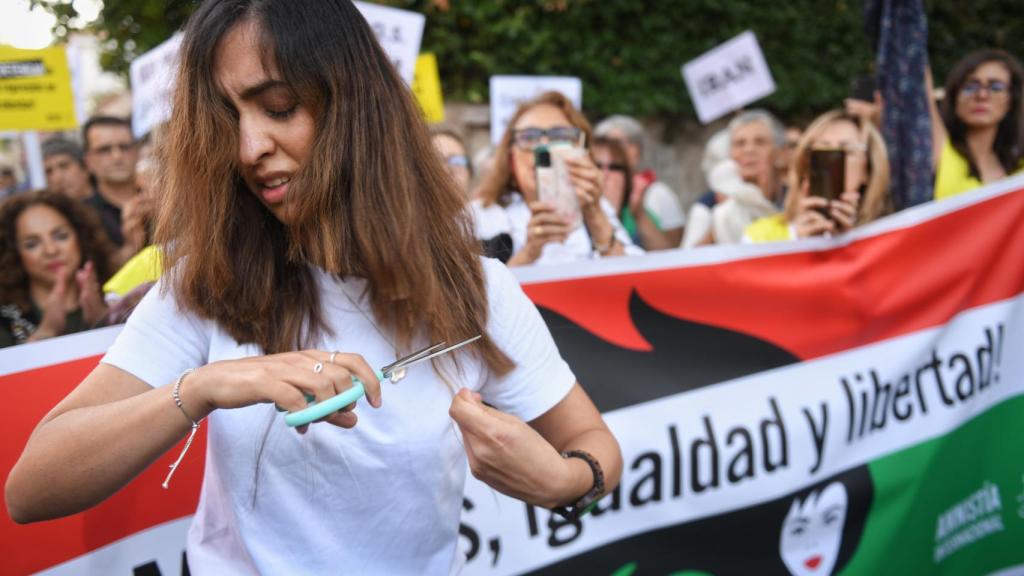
xmin=593 ymin=115 xmax=685 ymax=249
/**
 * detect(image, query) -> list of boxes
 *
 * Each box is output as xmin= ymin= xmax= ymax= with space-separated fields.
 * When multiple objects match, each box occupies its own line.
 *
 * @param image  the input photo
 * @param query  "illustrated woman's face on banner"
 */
xmin=779 ymin=482 xmax=848 ymax=576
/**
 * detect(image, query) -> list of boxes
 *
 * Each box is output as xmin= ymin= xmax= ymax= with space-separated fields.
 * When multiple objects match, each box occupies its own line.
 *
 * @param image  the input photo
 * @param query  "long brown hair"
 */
xmin=158 ymin=0 xmax=511 ymax=374
xmin=942 ymin=49 xmax=1024 ymax=179
xmin=475 ymin=91 xmax=593 ymax=207
xmin=785 ymin=110 xmax=892 ymax=225
xmin=0 ymin=190 xmax=116 ymax=311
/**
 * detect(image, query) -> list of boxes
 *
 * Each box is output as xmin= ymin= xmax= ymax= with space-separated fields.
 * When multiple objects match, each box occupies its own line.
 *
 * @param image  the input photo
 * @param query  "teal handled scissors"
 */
xmin=284 ymin=335 xmax=482 ymax=427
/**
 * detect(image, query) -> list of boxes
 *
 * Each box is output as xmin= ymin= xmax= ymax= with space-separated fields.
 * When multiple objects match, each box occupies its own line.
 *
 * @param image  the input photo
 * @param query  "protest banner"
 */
xmin=355 ymin=1 xmax=425 ymax=85
xmin=3 ymin=175 xmax=1024 ymax=575
xmin=130 ymin=33 xmax=183 ymax=140
xmin=682 ymin=31 xmax=776 ymax=124
xmin=413 ymin=52 xmax=445 ymax=123
xmin=0 ymin=46 xmax=76 ymax=131
xmin=489 ymin=76 xmax=582 ymax=145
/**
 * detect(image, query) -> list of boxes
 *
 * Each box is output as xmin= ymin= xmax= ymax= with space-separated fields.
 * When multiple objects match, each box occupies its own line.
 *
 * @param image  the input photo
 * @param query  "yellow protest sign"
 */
xmin=412 ymin=52 xmax=444 ymax=124
xmin=0 ymin=45 xmax=76 ymax=131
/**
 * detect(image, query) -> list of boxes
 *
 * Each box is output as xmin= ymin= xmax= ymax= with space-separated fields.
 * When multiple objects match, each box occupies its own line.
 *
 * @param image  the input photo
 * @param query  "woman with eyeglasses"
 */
xmin=744 ymin=110 xmax=892 ymax=242
xmin=0 ymin=190 xmax=116 ymax=347
xmin=430 ymin=127 xmax=473 ymax=198
xmin=931 ymin=49 xmax=1024 ymax=200
xmin=473 ymin=92 xmax=640 ymax=266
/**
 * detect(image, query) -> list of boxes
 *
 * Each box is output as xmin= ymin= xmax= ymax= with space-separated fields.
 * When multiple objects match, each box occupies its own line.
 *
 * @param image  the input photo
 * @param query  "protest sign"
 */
xmin=129 ymin=33 xmax=183 ymax=140
xmin=413 ymin=52 xmax=445 ymax=123
xmin=355 ymin=1 xmax=425 ymax=85
xmin=489 ymin=76 xmax=582 ymax=145
xmin=0 ymin=46 xmax=76 ymax=131
xmin=3 ymin=175 xmax=1024 ymax=575
xmin=682 ymin=31 xmax=776 ymax=124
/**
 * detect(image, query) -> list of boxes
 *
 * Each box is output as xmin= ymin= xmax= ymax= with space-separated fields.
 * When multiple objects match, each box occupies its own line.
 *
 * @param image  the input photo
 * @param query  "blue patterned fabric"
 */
xmin=866 ymin=0 xmax=933 ymax=210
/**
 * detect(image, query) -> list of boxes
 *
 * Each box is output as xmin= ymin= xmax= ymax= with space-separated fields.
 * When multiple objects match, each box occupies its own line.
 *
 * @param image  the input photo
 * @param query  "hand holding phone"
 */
xmin=808 ymin=149 xmax=845 ymax=220
xmin=535 ymin=144 xmax=583 ymax=231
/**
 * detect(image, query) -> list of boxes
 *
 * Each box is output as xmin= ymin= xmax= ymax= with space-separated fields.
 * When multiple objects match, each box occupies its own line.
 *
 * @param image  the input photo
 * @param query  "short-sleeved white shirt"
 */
xmin=641 ymin=181 xmax=686 ymax=230
xmin=101 ymin=257 xmax=575 ymax=575
xmin=470 ymin=193 xmax=643 ymax=265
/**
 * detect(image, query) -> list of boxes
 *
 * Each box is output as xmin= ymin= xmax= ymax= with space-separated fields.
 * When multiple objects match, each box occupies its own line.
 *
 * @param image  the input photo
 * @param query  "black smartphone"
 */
xmin=809 ymin=149 xmax=845 ymax=219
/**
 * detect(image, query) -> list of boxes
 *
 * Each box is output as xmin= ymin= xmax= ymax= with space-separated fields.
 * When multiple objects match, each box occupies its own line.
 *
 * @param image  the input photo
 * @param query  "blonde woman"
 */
xmin=745 ymin=110 xmax=891 ymax=243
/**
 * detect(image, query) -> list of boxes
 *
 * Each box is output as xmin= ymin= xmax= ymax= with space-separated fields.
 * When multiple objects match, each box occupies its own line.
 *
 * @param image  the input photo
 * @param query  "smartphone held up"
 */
xmin=808 ymin=149 xmax=845 ymax=219
xmin=535 ymin=143 xmax=584 ymax=231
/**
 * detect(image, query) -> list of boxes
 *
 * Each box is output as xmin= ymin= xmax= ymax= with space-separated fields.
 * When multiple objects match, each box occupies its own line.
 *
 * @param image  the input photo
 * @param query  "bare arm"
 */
xmin=529 ymin=384 xmax=623 ymax=503
xmin=927 ymin=66 xmax=947 ymax=171
xmin=633 ymin=208 xmax=683 ymax=251
xmin=5 ymin=364 xmax=196 ymax=523
xmin=5 ymin=351 xmax=383 ymax=523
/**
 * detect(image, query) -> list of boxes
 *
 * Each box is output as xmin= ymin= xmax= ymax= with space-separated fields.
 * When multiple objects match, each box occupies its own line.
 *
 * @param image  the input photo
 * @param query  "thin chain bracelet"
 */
xmin=163 ymin=368 xmax=200 ymax=489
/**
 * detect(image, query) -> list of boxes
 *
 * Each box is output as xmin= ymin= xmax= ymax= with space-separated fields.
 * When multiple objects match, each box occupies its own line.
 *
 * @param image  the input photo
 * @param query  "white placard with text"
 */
xmin=355 ymin=1 xmax=425 ymax=85
xmin=681 ymin=31 xmax=775 ymax=124
xmin=489 ymin=76 xmax=582 ymax=144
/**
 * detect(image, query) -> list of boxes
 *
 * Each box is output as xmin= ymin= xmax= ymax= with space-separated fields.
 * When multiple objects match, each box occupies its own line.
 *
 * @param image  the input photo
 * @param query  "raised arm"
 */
xmin=927 ymin=66 xmax=948 ymax=171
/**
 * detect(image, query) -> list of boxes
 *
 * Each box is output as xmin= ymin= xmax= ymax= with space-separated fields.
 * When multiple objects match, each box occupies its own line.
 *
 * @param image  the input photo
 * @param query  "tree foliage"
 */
xmin=31 ymin=0 xmax=1024 ymax=122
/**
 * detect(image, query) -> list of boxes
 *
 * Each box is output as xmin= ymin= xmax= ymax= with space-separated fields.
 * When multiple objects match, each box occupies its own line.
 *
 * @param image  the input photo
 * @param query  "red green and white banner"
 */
xmin=3 ymin=175 xmax=1024 ymax=575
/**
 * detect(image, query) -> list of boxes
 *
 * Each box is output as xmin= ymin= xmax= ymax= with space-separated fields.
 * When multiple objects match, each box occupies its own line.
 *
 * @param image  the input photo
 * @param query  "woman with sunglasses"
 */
xmin=473 ymin=92 xmax=640 ymax=266
xmin=931 ymin=49 xmax=1024 ymax=200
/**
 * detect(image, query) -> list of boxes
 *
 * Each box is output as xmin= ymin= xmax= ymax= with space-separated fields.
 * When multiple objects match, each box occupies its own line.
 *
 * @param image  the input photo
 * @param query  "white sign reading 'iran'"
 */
xmin=682 ymin=31 xmax=776 ymax=124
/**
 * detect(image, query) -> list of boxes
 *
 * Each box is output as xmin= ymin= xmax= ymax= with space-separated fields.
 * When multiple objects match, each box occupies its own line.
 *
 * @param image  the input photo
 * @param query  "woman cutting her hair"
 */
xmin=5 ymin=2 xmax=622 ymax=574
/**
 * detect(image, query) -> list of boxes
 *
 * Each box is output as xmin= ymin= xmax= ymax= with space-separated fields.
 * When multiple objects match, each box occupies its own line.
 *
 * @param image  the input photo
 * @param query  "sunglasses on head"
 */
xmin=512 ymin=126 xmax=582 ymax=151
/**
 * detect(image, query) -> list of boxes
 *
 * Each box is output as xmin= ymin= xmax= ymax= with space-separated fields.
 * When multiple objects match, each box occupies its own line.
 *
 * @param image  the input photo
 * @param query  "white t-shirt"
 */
xmin=641 ymin=181 xmax=686 ymax=230
xmin=101 ymin=257 xmax=576 ymax=576
xmin=470 ymin=193 xmax=643 ymax=265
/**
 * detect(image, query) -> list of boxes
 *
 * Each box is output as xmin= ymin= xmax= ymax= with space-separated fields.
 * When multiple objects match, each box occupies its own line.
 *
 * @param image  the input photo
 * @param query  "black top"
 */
xmin=0 ymin=301 xmax=87 ymax=348
xmin=85 ymin=189 xmax=124 ymax=246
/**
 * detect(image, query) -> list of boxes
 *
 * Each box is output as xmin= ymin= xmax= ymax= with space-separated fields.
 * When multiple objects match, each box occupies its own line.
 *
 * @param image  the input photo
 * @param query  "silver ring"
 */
xmin=328 ymin=351 xmax=339 ymax=364
xmin=313 ymin=362 xmax=324 ymax=374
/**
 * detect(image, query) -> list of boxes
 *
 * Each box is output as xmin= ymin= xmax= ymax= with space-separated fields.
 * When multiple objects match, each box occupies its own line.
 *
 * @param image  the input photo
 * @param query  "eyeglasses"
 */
xmin=512 ymin=126 xmax=582 ymax=151
xmin=596 ymin=161 xmax=626 ymax=173
xmin=811 ymin=143 xmax=867 ymax=155
xmin=960 ymin=80 xmax=1009 ymax=98
xmin=91 ymin=142 xmax=136 ymax=156
xmin=445 ymin=155 xmax=469 ymax=168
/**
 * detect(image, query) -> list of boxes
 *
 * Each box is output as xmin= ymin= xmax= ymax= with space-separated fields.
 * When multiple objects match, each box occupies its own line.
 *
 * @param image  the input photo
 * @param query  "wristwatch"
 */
xmin=552 ymin=449 xmax=605 ymax=521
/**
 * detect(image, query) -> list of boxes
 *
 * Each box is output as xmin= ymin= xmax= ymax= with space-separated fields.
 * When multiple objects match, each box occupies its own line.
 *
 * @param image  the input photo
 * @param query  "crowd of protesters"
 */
xmin=1 ymin=47 xmax=1022 ymax=348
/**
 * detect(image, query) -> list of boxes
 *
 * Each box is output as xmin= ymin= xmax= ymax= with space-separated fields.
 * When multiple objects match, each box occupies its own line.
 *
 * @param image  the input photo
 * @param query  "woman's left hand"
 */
xmin=564 ymin=155 xmax=604 ymax=213
xmin=449 ymin=388 xmax=580 ymax=508
xmin=76 ymin=261 xmax=109 ymax=327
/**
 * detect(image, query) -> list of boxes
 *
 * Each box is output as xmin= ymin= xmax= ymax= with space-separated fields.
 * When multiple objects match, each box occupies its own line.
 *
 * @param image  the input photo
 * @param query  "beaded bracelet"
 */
xmin=162 ymin=368 xmax=200 ymax=489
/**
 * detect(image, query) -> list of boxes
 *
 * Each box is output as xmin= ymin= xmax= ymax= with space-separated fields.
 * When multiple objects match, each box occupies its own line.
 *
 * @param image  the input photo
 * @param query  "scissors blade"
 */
xmin=380 ymin=341 xmax=448 ymax=375
xmin=387 ymin=335 xmax=481 ymax=375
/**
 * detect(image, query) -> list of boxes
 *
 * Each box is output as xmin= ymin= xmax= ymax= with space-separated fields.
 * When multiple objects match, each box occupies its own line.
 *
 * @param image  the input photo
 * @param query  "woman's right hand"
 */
xmin=509 ymin=202 xmax=569 ymax=266
xmin=180 ymin=350 xmax=382 ymax=431
xmin=792 ymin=196 xmax=837 ymax=239
xmin=30 ymin=267 xmax=71 ymax=341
